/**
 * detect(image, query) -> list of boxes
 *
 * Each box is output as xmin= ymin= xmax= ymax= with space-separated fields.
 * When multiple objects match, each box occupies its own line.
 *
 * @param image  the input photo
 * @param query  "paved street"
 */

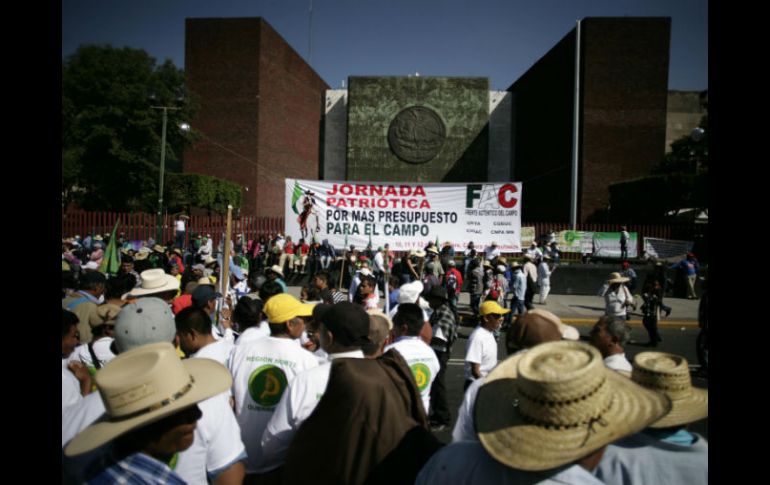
xmin=283 ymin=286 xmax=708 ymax=443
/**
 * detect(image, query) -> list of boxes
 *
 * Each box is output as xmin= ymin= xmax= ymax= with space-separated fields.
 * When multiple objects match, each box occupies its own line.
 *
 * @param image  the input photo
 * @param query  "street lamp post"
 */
xmin=151 ymin=106 xmax=187 ymax=244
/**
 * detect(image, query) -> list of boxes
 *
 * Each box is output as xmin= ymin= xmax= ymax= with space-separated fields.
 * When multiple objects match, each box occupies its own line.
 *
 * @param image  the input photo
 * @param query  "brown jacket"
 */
xmin=283 ymin=350 xmax=442 ymax=484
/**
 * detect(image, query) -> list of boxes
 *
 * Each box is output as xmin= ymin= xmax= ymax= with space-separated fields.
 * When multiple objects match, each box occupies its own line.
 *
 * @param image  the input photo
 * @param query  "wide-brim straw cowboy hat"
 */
xmin=152 ymin=244 xmax=165 ymax=253
xmin=607 ymin=272 xmax=630 ymax=284
xmin=631 ymin=352 xmax=708 ymax=428
xmin=65 ymin=342 xmax=230 ymax=456
xmin=409 ymin=249 xmax=426 ymax=258
xmin=126 ymin=269 xmax=180 ymax=298
xmin=475 ymin=340 xmax=670 ymax=471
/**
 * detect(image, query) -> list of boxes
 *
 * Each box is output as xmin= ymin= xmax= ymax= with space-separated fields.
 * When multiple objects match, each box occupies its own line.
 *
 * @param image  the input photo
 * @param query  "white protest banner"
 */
xmin=593 ymin=232 xmax=638 ymax=258
xmin=643 ymin=237 xmax=694 ymax=260
xmin=557 ymin=230 xmax=594 ymax=253
xmin=284 ymin=179 xmax=522 ymax=252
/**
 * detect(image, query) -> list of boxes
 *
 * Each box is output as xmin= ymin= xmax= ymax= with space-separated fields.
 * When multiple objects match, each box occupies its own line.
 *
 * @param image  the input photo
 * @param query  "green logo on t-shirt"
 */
xmin=248 ymin=365 xmax=288 ymax=407
xmin=411 ymin=363 xmax=431 ymax=392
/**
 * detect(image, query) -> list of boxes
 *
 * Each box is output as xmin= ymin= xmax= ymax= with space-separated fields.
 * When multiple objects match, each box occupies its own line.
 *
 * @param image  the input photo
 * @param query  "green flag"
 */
xmin=436 ymin=234 xmax=440 ymax=247
xmin=291 ymin=180 xmax=303 ymax=215
xmin=99 ymin=220 xmax=121 ymax=276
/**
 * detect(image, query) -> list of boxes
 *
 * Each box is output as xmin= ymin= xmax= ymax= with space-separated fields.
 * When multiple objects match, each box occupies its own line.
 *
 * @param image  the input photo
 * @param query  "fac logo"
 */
xmin=411 ymin=363 xmax=432 ymax=392
xmin=466 ymin=184 xmax=518 ymax=209
xmin=248 ymin=365 xmax=288 ymax=407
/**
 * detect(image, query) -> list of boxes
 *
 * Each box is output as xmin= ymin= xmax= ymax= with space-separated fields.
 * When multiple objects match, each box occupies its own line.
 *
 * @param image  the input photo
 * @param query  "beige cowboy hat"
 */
xmin=631 ymin=352 xmax=708 ymax=428
xmin=475 ymin=340 xmax=670 ymax=471
xmin=125 ymin=269 xmax=180 ymax=298
xmin=267 ymin=264 xmax=285 ymax=278
xmin=426 ymin=247 xmax=439 ymax=255
xmin=133 ymin=251 xmax=149 ymax=261
xmin=409 ymin=249 xmax=426 ymax=258
xmin=152 ymin=244 xmax=165 ymax=253
xmin=203 ymin=255 xmax=218 ymax=267
xmin=64 ymin=342 xmax=230 ymax=456
xmin=607 ymin=272 xmax=630 ymax=284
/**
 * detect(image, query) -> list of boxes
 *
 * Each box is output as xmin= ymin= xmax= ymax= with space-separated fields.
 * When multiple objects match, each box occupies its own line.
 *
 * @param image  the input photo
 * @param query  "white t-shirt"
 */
xmin=176 ymin=219 xmax=186 ymax=231
xmin=62 ymin=359 xmax=82 ymax=413
xmin=174 ymin=392 xmax=246 ymax=485
xmin=452 ymin=376 xmax=485 ymax=443
xmin=464 ymin=326 xmax=498 ymax=381
xmin=67 ymin=337 xmax=116 ymax=372
xmin=604 ymin=353 xmax=633 ymax=373
xmin=236 ymin=324 xmax=270 ymax=346
xmin=193 ymin=339 xmax=234 ymax=367
xmin=416 ymin=440 xmax=605 ymax=485
xmin=228 ymin=336 xmax=319 ymax=473
xmin=261 ymin=350 xmax=364 ymax=472
xmin=385 ymin=337 xmax=440 ymax=413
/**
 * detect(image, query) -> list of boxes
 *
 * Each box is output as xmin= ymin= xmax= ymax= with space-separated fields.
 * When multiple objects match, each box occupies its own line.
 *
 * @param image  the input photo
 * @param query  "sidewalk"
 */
xmin=284 ymin=286 xmax=701 ymax=328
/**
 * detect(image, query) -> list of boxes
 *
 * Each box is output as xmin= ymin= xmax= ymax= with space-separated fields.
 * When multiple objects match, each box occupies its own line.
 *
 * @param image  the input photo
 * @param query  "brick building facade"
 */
xmin=509 ymin=17 xmax=671 ymax=222
xmin=184 ymin=18 xmax=328 ymax=217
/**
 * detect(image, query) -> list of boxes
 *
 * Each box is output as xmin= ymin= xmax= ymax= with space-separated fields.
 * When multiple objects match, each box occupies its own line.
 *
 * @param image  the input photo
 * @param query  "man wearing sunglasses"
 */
xmin=463 ymin=301 xmax=508 ymax=391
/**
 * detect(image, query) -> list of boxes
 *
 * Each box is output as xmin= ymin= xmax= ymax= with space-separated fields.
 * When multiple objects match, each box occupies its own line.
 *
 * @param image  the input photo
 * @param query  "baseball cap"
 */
xmin=192 ymin=285 xmax=222 ymax=308
xmin=114 ymin=297 xmax=176 ymax=352
xmin=263 ymin=293 xmax=315 ymax=324
xmin=480 ymin=300 xmax=511 ymax=316
xmin=320 ymin=302 xmax=370 ymax=347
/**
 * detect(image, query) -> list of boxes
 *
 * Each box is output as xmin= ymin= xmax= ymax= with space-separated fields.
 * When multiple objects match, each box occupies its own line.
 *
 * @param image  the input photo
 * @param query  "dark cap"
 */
xmin=320 ymin=302 xmax=370 ymax=347
xmin=312 ymin=303 xmax=333 ymax=322
xmin=191 ymin=285 xmax=222 ymax=308
xmin=423 ymin=285 xmax=448 ymax=302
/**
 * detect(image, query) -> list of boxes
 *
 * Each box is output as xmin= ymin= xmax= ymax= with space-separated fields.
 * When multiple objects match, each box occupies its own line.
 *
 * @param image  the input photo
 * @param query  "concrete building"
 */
xmin=509 ymin=17 xmax=672 ymax=222
xmin=184 ymin=18 xmax=329 ymax=217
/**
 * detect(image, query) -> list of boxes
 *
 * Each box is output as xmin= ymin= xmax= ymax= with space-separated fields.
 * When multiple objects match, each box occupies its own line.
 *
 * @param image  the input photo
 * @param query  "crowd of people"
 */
xmin=62 ymin=230 xmax=706 ymax=484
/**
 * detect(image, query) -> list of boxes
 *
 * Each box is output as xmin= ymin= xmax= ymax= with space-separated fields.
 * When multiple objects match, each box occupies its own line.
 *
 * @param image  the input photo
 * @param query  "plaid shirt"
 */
xmin=430 ymin=303 xmax=457 ymax=348
xmin=86 ymin=452 xmax=186 ymax=485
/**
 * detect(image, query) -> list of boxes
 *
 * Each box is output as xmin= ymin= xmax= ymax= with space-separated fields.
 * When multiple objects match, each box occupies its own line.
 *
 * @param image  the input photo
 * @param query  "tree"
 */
xmin=62 ymin=45 xmax=198 ymax=211
xmin=608 ymin=114 xmax=708 ymax=223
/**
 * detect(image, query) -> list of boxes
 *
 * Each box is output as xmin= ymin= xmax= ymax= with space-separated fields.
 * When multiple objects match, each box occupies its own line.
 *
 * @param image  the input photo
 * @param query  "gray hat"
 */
xmin=114 ymin=298 xmax=176 ymax=353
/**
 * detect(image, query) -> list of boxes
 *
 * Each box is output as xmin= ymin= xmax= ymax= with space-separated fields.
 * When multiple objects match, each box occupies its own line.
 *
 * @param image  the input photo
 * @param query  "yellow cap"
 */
xmin=264 ymin=294 xmax=315 ymax=324
xmin=480 ymin=300 xmax=511 ymax=316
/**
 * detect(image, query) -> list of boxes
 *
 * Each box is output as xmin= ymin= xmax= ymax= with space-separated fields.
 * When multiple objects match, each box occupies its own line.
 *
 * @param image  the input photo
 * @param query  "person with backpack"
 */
xmin=442 ymin=260 xmax=463 ymax=320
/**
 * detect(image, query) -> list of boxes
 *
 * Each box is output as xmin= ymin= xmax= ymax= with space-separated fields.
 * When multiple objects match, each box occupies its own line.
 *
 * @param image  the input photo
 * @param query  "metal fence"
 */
xmin=62 ymin=210 xmax=705 ymax=260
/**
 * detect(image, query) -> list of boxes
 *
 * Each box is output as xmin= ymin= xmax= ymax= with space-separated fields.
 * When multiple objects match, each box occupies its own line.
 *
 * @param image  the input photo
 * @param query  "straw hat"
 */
xmin=126 ymin=269 xmax=180 ymax=297
xmin=607 ymin=272 xmax=630 ymax=284
xmin=427 ymin=247 xmax=439 ymax=255
xmin=152 ymin=244 xmax=165 ymax=253
xmin=203 ymin=255 xmax=218 ymax=267
xmin=475 ymin=341 xmax=670 ymax=471
xmin=64 ymin=342 xmax=230 ymax=456
xmin=88 ymin=303 xmax=123 ymax=329
xmin=631 ymin=352 xmax=708 ymax=428
xmin=410 ymin=249 xmax=426 ymax=258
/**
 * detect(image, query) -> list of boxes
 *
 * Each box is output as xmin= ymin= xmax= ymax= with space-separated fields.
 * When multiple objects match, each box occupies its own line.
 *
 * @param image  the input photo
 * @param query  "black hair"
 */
xmin=105 ymin=274 xmax=134 ymax=300
xmin=232 ymin=297 xmax=264 ymax=330
xmin=302 ymin=285 xmax=321 ymax=301
xmin=393 ymin=303 xmax=424 ymax=336
xmin=175 ymin=306 xmax=212 ymax=336
xmin=62 ymin=308 xmax=79 ymax=338
xmin=259 ymin=280 xmax=284 ymax=301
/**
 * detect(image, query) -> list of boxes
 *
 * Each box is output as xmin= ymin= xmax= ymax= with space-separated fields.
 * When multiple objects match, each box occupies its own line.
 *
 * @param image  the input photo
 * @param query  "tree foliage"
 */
xmin=62 ymin=45 xmax=239 ymax=214
xmin=608 ymin=114 xmax=708 ymax=223
xmin=165 ymin=173 xmax=242 ymax=215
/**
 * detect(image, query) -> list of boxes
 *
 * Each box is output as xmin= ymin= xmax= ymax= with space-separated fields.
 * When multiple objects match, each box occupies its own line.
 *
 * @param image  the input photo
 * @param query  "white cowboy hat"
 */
xmin=64 ymin=342 xmax=230 ymax=456
xmin=267 ymin=265 xmax=285 ymax=278
xmin=475 ymin=341 xmax=670 ymax=471
xmin=526 ymin=309 xmax=580 ymax=341
xmin=126 ymin=269 xmax=180 ymax=298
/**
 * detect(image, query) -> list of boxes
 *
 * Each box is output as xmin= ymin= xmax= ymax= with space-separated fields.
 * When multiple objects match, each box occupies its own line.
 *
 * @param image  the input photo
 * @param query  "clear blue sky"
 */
xmin=62 ymin=0 xmax=707 ymax=91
